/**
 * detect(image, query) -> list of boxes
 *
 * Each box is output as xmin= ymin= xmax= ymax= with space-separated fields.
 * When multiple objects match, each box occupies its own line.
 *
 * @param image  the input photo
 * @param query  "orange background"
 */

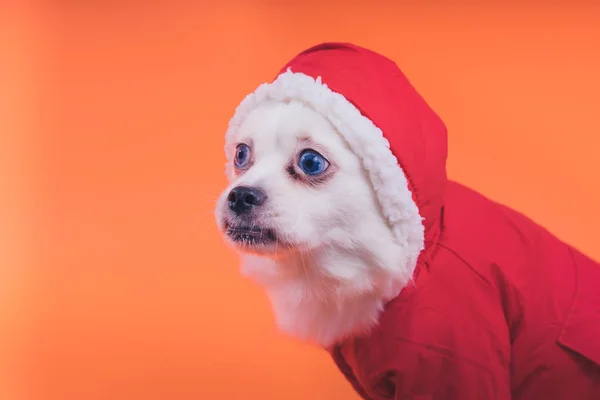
xmin=2 ymin=1 xmax=599 ymax=399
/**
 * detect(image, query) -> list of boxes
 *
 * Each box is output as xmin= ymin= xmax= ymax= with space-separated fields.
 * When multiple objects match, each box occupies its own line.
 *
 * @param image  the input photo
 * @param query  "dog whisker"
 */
xmin=299 ymin=248 xmax=308 ymax=278
xmin=320 ymin=244 xmax=332 ymax=259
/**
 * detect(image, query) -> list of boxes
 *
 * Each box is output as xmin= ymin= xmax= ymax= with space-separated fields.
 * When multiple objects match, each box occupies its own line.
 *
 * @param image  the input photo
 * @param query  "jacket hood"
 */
xmin=225 ymin=42 xmax=448 ymax=279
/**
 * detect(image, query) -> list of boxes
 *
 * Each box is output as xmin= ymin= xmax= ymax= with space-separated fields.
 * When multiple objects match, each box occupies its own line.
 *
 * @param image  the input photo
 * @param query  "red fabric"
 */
xmin=282 ymin=43 xmax=600 ymax=399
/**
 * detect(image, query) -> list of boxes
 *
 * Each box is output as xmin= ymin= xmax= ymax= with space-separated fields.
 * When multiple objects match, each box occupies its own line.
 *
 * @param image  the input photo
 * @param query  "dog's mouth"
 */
xmin=224 ymin=222 xmax=277 ymax=247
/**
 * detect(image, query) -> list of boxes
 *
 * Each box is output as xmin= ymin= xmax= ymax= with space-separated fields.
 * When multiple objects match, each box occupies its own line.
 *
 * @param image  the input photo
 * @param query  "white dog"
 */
xmin=215 ymin=98 xmax=413 ymax=347
xmin=214 ymin=43 xmax=600 ymax=399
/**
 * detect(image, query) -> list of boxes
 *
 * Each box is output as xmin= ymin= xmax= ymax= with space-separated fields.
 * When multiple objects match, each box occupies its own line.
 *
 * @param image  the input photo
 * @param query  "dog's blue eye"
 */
xmin=234 ymin=144 xmax=250 ymax=169
xmin=298 ymin=149 xmax=329 ymax=176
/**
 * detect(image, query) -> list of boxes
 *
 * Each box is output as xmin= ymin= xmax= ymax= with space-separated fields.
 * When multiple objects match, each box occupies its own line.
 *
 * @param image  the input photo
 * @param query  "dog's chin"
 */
xmin=223 ymin=221 xmax=284 ymax=256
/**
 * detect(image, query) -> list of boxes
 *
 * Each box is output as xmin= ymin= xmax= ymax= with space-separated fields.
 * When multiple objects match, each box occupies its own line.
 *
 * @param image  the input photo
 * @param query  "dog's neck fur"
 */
xmin=240 ymin=236 xmax=409 ymax=348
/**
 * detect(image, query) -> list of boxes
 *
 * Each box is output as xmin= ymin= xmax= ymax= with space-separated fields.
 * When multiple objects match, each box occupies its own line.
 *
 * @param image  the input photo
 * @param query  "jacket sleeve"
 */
xmin=366 ymin=340 xmax=512 ymax=400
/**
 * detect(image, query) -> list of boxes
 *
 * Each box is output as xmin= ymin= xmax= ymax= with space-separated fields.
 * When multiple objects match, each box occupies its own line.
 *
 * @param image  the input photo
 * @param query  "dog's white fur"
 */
xmin=216 ymin=100 xmax=411 ymax=347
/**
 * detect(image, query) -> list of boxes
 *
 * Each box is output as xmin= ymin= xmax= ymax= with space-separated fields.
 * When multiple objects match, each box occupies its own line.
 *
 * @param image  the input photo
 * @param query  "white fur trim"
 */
xmin=225 ymin=69 xmax=425 ymax=285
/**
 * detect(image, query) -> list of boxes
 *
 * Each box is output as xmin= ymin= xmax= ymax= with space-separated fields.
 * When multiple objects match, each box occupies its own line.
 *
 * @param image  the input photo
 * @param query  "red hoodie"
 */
xmin=235 ymin=43 xmax=600 ymax=399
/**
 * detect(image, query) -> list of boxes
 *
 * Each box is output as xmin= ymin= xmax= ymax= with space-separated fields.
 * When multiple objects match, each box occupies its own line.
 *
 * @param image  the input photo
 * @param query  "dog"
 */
xmin=214 ymin=43 xmax=600 ymax=399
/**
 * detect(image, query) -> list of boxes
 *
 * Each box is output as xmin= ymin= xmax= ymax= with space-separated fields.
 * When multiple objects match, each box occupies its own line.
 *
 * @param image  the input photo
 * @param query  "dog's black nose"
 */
xmin=227 ymin=186 xmax=267 ymax=215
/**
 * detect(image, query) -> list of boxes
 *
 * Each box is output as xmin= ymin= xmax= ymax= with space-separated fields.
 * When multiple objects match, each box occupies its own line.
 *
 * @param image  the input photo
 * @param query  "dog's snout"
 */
xmin=227 ymin=186 xmax=267 ymax=215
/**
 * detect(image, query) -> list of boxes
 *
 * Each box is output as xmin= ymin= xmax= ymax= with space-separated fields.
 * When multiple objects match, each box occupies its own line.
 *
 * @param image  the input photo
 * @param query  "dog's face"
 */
xmin=216 ymin=100 xmax=394 ymax=271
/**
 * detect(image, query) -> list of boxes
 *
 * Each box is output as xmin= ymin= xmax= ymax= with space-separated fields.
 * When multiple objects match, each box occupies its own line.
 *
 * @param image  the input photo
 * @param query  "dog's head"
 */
xmin=215 ymin=99 xmax=401 ymax=285
xmin=212 ymin=44 xmax=448 ymax=346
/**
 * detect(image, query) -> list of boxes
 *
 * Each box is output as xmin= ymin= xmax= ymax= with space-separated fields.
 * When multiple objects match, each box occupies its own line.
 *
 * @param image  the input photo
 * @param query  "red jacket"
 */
xmin=331 ymin=181 xmax=600 ymax=399
xmin=274 ymin=43 xmax=600 ymax=399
